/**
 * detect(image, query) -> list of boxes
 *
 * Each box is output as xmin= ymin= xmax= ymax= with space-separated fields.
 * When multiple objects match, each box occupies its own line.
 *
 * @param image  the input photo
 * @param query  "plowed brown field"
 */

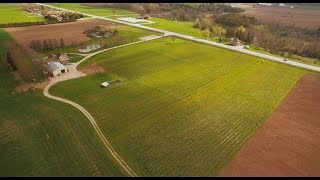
xmin=5 ymin=19 xmax=119 ymax=55
xmin=220 ymin=74 xmax=320 ymax=176
xmin=242 ymin=6 xmax=320 ymax=29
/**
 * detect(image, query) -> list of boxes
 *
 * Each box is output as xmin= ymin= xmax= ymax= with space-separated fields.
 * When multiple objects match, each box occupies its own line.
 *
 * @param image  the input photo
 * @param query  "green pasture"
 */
xmin=51 ymin=38 xmax=313 ymax=176
xmin=49 ymin=3 xmax=137 ymax=17
xmin=145 ymin=17 xmax=202 ymax=38
xmin=68 ymin=54 xmax=83 ymax=63
xmin=0 ymin=4 xmax=44 ymax=24
xmin=0 ymin=29 xmax=125 ymax=176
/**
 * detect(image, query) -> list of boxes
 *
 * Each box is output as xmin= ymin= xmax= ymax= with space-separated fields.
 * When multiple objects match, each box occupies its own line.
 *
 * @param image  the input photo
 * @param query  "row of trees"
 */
xmin=30 ymin=38 xmax=65 ymax=52
xmin=194 ymin=13 xmax=320 ymax=59
xmin=83 ymin=26 xmax=119 ymax=38
xmin=43 ymin=12 xmax=85 ymax=23
xmin=90 ymin=3 xmax=244 ymax=22
xmin=215 ymin=13 xmax=259 ymax=28
xmin=6 ymin=42 xmax=44 ymax=82
xmin=0 ymin=21 xmax=46 ymax=28
xmin=198 ymin=3 xmax=245 ymax=13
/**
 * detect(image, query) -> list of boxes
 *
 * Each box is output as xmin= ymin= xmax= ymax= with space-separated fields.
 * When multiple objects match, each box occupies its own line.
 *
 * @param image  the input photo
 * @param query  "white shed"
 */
xmin=101 ymin=82 xmax=109 ymax=88
xmin=47 ymin=62 xmax=68 ymax=77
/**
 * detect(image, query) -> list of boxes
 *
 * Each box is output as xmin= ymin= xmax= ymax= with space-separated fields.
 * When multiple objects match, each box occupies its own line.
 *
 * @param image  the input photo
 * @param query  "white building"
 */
xmin=229 ymin=37 xmax=242 ymax=46
xmin=101 ymin=82 xmax=109 ymax=88
xmin=117 ymin=17 xmax=145 ymax=23
xmin=279 ymin=3 xmax=285 ymax=7
xmin=46 ymin=62 xmax=68 ymax=77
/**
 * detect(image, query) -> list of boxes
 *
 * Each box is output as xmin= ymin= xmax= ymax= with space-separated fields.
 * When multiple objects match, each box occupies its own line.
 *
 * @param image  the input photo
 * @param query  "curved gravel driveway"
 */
xmin=43 ymin=38 xmax=162 ymax=177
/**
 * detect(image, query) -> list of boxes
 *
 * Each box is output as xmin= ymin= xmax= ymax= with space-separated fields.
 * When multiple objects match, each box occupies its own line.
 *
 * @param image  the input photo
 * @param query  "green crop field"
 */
xmin=145 ymin=17 xmax=203 ymax=38
xmin=143 ymin=18 xmax=228 ymax=43
xmin=0 ymin=29 xmax=125 ymax=176
xmin=0 ymin=4 xmax=44 ymax=24
xmin=68 ymin=54 xmax=83 ymax=63
xmin=50 ymin=3 xmax=137 ymax=17
xmin=50 ymin=38 xmax=313 ymax=176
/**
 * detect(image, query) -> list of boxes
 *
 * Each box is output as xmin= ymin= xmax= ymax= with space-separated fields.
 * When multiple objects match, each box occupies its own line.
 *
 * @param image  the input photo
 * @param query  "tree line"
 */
xmin=198 ymin=3 xmax=245 ymax=13
xmin=84 ymin=3 xmax=244 ymax=22
xmin=30 ymin=38 xmax=65 ymax=52
xmin=43 ymin=12 xmax=85 ymax=23
xmin=0 ymin=21 xmax=46 ymax=28
xmin=6 ymin=42 xmax=45 ymax=82
xmin=83 ymin=26 xmax=119 ymax=38
xmin=194 ymin=13 xmax=320 ymax=60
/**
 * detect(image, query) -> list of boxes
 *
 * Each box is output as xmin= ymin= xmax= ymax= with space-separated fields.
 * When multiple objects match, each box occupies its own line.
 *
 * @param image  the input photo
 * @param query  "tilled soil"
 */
xmin=242 ymin=6 xmax=320 ymax=29
xmin=5 ymin=19 xmax=119 ymax=56
xmin=80 ymin=63 xmax=106 ymax=75
xmin=220 ymin=74 xmax=320 ymax=176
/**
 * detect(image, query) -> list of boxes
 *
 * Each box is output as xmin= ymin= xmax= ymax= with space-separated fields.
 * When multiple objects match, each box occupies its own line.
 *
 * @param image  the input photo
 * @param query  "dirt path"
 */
xmin=43 ymin=36 xmax=162 ymax=177
xmin=220 ymin=74 xmax=320 ymax=176
xmin=44 ymin=83 xmax=137 ymax=177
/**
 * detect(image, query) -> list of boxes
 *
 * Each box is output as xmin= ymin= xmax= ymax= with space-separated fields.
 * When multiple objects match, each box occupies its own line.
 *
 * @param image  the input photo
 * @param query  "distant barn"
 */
xmin=46 ymin=62 xmax=68 ymax=77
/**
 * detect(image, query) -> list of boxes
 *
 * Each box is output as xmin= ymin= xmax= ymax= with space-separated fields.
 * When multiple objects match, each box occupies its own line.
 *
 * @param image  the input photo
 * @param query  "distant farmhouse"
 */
xmin=43 ymin=10 xmax=63 ymax=22
xmin=44 ymin=53 xmax=69 ymax=64
xmin=46 ymin=62 xmax=68 ymax=77
xmin=258 ymin=3 xmax=272 ymax=6
xmin=137 ymin=15 xmax=150 ymax=20
xmin=229 ymin=37 xmax=242 ymax=46
xmin=58 ymin=53 xmax=69 ymax=63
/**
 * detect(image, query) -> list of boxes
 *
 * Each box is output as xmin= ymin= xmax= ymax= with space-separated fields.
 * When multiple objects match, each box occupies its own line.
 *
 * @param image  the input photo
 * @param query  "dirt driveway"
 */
xmin=220 ymin=74 xmax=320 ymax=176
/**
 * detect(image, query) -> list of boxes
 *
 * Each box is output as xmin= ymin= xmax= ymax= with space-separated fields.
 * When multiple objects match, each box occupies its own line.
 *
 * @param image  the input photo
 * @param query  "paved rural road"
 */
xmin=43 ymin=38 xmax=162 ymax=177
xmin=37 ymin=3 xmax=320 ymax=73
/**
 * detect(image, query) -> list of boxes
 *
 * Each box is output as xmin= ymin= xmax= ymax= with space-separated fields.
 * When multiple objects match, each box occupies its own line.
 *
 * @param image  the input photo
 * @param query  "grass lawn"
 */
xmin=247 ymin=45 xmax=320 ymax=67
xmin=0 ymin=29 xmax=125 ymax=176
xmin=50 ymin=38 xmax=315 ymax=176
xmin=68 ymin=54 xmax=83 ymax=63
xmin=144 ymin=17 xmax=203 ymax=38
xmin=143 ymin=17 xmax=229 ymax=43
xmin=49 ymin=3 xmax=137 ymax=17
xmin=44 ymin=25 xmax=156 ymax=55
xmin=0 ymin=4 xmax=44 ymax=24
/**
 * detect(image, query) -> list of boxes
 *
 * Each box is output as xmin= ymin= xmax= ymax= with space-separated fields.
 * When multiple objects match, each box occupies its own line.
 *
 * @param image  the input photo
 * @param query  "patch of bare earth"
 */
xmin=16 ymin=80 xmax=50 ymax=93
xmin=10 ymin=71 xmax=49 ymax=93
xmin=4 ymin=19 xmax=120 ymax=57
xmin=80 ymin=64 xmax=106 ymax=75
xmin=220 ymin=74 xmax=320 ymax=176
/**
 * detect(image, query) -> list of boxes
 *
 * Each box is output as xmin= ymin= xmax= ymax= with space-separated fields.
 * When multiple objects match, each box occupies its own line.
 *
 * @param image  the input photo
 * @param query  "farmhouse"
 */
xmin=258 ymin=3 xmax=272 ymax=6
xmin=137 ymin=15 xmax=150 ymax=19
xmin=229 ymin=37 xmax=242 ymax=46
xmin=58 ymin=53 xmax=69 ymax=63
xmin=46 ymin=62 xmax=68 ymax=77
